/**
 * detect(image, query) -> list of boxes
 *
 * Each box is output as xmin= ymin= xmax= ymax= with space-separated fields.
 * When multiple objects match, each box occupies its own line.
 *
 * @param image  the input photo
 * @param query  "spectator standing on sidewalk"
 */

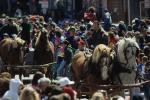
xmin=20 ymin=16 xmax=32 ymax=46
xmin=103 ymin=9 xmax=112 ymax=31
xmin=57 ymin=40 xmax=73 ymax=77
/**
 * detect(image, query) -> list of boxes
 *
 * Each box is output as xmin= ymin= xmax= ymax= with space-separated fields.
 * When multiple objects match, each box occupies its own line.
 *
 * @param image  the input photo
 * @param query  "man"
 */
xmin=57 ymin=40 xmax=73 ymax=77
xmin=66 ymin=26 xmax=78 ymax=49
xmin=103 ymin=9 xmax=112 ymax=31
xmin=57 ymin=77 xmax=77 ymax=100
xmin=91 ymin=20 xmax=108 ymax=47
xmin=20 ymin=16 xmax=32 ymax=46
xmin=0 ymin=18 xmax=18 ymax=38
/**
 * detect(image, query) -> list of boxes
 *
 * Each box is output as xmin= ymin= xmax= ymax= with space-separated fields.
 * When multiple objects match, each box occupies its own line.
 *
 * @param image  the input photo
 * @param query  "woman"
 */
xmin=20 ymin=87 xmax=40 ymax=100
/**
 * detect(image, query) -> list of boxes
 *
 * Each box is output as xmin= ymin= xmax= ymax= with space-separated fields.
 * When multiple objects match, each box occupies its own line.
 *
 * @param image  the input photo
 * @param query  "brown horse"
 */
xmin=0 ymin=37 xmax=26 ymax=74
xmin=33 ymin=30 xmax=54 ymax=76
xmin=71 ymin=51 xmax=91 ymax=83
xmin=87 ymin=44 xmax=112 ymax=84
xmin=71 ymin=44 xmax=113 ymax=94
xmin=33 ymin=30 xmax=54 ymax=64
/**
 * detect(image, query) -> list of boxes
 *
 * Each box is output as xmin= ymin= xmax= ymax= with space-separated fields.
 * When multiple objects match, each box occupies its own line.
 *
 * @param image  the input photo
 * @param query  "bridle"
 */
xmin=95 ymin=48 xmax=111 ymax=74
xmin=115 ymin=39 xmax=139 ymax=72
xmin=124 ymin=43 xmax=138 ymax=64
xmin=97 ymin=49 xmax=110 ymax=67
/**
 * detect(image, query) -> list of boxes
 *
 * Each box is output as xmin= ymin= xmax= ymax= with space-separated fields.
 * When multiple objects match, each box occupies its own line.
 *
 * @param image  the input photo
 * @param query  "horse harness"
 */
xmin=124 ymin=43 xmax=139 ymax=64
xmin=114 ymin=39 xmax=139 ymax=73
xmin=112 ymin=39 xmax=139 ymax=84
xmin=79 ymin=50 xmax=92 ymax=79
xmin=85 ymin=47 xmax=111 ymax=79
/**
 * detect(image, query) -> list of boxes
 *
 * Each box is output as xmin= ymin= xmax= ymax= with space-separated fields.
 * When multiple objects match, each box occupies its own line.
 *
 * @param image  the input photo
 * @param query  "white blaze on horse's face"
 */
xmin=92 ymin=44 xmax=111 ymax=81
xmin=101 ymin=56 xmax=109 ymax=80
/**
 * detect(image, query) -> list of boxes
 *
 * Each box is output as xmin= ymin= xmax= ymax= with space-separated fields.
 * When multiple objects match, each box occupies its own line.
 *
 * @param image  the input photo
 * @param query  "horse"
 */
xmin=33 ymin=30 xmax=54 ymax=77
xmin=0 ymin=37 xmax=26 ymax=76
xmin=111 ymin=37 xmax=140 ymax=85
xmin=87 ymin=44 xmax=113 ymax=84
xmin=71 ymin=44 xmax=113 ymax=95
xmin=71 ymin=51 xmax=91 ymax=84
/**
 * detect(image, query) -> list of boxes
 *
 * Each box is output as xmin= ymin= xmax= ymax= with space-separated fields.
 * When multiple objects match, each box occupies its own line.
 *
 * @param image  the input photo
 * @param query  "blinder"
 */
xmin=123 ymin=43 xmax=139 ymax=62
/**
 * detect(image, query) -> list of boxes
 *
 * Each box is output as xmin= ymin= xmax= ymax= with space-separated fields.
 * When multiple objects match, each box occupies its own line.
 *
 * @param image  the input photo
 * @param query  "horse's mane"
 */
xmin=117 ymin=37 xmax=139 ymax=63
xmin=35 ymin=32 xmax=42 ymax=47
xmin=35 ymin=31 xmax=50 ymax=50
xmin=92 ymin=44 xmax=111 ymax=64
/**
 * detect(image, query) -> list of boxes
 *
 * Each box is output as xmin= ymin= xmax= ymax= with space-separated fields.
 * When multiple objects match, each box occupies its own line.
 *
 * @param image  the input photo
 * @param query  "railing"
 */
xmin=0 ymin=62 xmax=57 ymax=80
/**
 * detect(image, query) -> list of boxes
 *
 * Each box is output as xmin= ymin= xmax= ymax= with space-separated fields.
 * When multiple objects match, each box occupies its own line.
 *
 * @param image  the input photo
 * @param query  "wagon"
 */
xmin=0 ymin=62 xmax=56 ymax=80
xmin=76 ymin=79 xmax=150 ymax=99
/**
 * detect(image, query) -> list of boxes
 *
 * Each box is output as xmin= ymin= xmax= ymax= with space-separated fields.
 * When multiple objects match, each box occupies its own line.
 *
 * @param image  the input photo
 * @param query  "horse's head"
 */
xmin=40 ymin=29 xmax=49 ymax=41
xmin=116 ymin=37 xmax=139 ymax=71
xmin=35 ymin=29 xmax=49 ymax=46
xmin=91 ymin=44 xmax=112 ymax=81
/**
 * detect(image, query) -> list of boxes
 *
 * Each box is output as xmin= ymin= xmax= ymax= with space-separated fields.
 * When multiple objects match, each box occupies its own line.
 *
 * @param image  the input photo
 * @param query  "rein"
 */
xmin=114 ymin=39 xmax=138 ymax=72
xmin=112 ymin=39 xmax=139 ymax=84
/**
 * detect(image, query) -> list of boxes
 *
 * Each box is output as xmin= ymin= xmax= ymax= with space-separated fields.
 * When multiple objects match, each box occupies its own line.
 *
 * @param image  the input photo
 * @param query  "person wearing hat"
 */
xmin=75 ymin=38 xmax=92 ymax=55
xmin=57 ymin=77 xmax=77 ymax=100
xmin=57 ymin=40 xmax=73 ymax=77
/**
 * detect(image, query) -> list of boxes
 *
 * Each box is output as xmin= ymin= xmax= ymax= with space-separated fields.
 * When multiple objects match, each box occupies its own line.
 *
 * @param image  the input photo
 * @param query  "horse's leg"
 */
xmin=85 ymin=75 xmax=98 ymax=97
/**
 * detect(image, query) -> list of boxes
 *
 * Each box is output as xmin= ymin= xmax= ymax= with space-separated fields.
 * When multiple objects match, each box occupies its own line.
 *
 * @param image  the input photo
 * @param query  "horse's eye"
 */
xmin=126 ymin=50 xmax=130 ymax=53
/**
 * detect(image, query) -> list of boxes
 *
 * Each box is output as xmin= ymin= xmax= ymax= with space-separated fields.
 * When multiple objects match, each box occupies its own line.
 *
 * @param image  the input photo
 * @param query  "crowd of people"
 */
xmin=0 ymin=6 xmax=150 ymax=100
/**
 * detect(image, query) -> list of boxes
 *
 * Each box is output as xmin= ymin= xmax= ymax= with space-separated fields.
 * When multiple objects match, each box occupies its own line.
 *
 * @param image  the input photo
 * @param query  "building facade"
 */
xmin=0 ymin=0 xmax=149 ymax=23
xmin=81 ymin=0 xmax=150 ymax=23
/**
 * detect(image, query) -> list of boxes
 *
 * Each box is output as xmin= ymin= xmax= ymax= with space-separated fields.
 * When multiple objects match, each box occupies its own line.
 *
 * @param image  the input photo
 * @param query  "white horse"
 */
xmin=112 ymin=37 xmax=140 ymax=84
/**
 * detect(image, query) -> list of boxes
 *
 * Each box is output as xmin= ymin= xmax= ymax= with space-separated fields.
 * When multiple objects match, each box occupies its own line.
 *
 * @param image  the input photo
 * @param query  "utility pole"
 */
xmin=128 ymin=0 xmax=131 ymax=25
xmin=7 ymin=0 xmax=11 ymax=13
